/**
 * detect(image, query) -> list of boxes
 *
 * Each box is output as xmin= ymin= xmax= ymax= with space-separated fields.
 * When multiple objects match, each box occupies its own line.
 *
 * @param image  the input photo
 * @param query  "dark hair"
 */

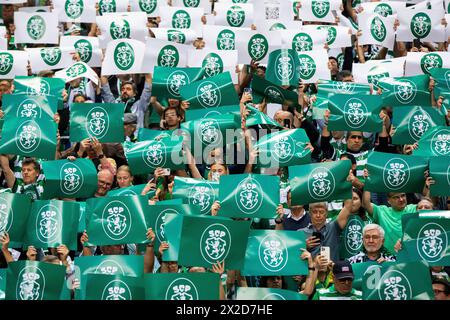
xmin=163 ymin=106 xmax=183 ymax=120
xmin=120 ymin=81 xmax=138 ymax=95
xmin=73 ymin=93 xmax=87 ymax=101
xmin=340 ymin=153 xmax=356 ymax=165
xmin=432 ymin=277 xmax=450 ymax=295
xmin=336 ymin=70 xmax=353 ymax=81
xmin=259 ymin=276 xmax=287 ymax=289
xmin=351 ymin=187 xmax=367 ymax=220
xmin=328 ymin=56 xmax=338 ymax=64
xmin=22 ymin=158 xmax=40 ymax=173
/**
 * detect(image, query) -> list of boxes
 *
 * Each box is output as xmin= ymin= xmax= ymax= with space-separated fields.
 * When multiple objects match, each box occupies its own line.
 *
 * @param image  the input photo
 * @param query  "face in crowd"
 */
xmin=363 ymin=225 xmax=384 ymax=255
xmin=96 ymin=170 xmax=114 ymax=196
xmin=387 ymin=193 xmax=407 ymax=211
xmin=346 ymin=131 xmax=364 ymax=152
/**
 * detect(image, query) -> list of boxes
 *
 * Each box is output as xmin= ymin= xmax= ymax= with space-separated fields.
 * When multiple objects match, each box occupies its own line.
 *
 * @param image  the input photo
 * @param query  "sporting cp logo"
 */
xmin=155 ymin=209 xmax=178 ymax=242
xmin=168 ymin=29 xmax=186 ymax=44
xmin=157 ymin=45 xmax=180 ymax=67
xmin=417 ymin=222 xmax=447 ymax=263
xmin=420 ymin=53 xmax=443 ymax=75
xmin=27 ymin=15 xmax=46 ymax=40
xmin=227 ymin=5 xmax=245 ymax=27
xmin=298 ymin=54 xmax=316 ymax=80
xmin=333 ymin=81 xmax=354 ymax=94
xmin=200 ymin=223 xmax=231 ymax=263
xmin=114 ymin=42 xmax=135 ymax=71
xmin=139 ymin=0 xmax=157 ymax=14
xmin=394 ymin=79 xmax=416 ymax=104
xmin=36 ymin=204 xmax=60 ymax=243
xmin=383 ymin=158 xmax=410 ymax=190
xmin=189 ymin=184 xmax=214 ymax=214
xmin=165 ymin=278 xmax=199 ymax=300
xmin=344 ymin=98 xmax=368 ymax=129
xmin=198 ymin=119 xmax=222 ymax=146
xmin=0 ymin=52 xmax=14 ymax=75
xmin=431 ymin=130 xmax=450 ymax=156
xmin=65 ymin=62 xmax=87 ymax=78
xmin=0 ymin=198 xmax=12 ymax=233
xmin=292 ymin=33 xmax=313 ymax=52
xmin=265 ymin=6 xmax=280 ymax=20
xmin=172 ymin=10 xmax=191 ymax=29
xmin=143 ymin=141 xmax=166 ymax=168
xmin=374 ymin=3 xmax=392 ymax=17
xmin=16 ymin=120 xmax=41 ymax=153
xmin=235 ymin=177 xmax=263 ymax=214
xmin=378 ymin=270 xmax=412 ymax=300
xmin=345 ymin=218 xmax=363 ymax=253
xmin=95 ymin=260 xmax=125 ymax=275
xmin=16 ymin=266 xmax=45 ymax=300
xmin=202 ymin=53 xmax=224 ymax=77
xmin=65 ymin=0 xmax=84 ymax=19
xmin=371 ymin=16 xmax=386 ymax=42
xmin=87 ymin=107 xmax=109 ymax=139
xmin=183 ymin=0 xmax=200 ymax=7
xmin=27 ymin=80 xmax=50 ymax=96
xmin=217 ymin=29 xmax=235 ymax=50
xmin=197 ymin=81 xmax=221 ymax=108
xmin=411 ymin=13 xmax=432 ymax=39
xmin=264 ymin=86 xmax=284 ymax=104
xmin=18 ymin=100 xmax=40 ymax=118
xmin=74 ymin=39 xmax=93 ymax=63
xmin=60 ymin=163 xmax=83 ymax=195
xmin=102 ymin=201 xmax=132 ymax=240
xmin=273 ymin=135 xmax=294 ymax=162
xmin=99 ymin=0 xmax=116 ymax=15
xmin=167 ymin=71 xmax=188 ymax=98
xmin=259 ymin=234 xmax=288 ymax=272
xmin=110 ymin=19 xmax=131 ymax=39
xmin=367 ymin=65 xmax=389 ymax=87
xmin=275 ymin=53 xmax=294 ymax=82
xmin=312 ymin=0 xmax=330 ymax=18
xmin=308 ymin=167 xmax=335 ymax=200
xmin=248 ymin=34 xmax=268 ymax=61
xmin=102 ymin=280 xmax=132 ymax=300
xmin=40 ymin=48 xmax=62 ymax=66
xmin=318 ymin=26 xmax=336 ymax=45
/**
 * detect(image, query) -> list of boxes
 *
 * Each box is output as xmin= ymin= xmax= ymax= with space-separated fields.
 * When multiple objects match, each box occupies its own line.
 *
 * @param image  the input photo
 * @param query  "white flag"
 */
xmin=96 ymin=12 xmax=149 ymax=48
xmin=353 ymin=57 xmax=406 ymax=85
xmin=0 ymin=50 xmax=29 ymax=79
xmin=142 ymin=38 xmax=189 ymax=73
xmin=150 ymin=27 xmax=198 ymax=45
xmin=298 ymin=0 xmax=341 ymax=23
xmin=27 ymin=47 xmax=75 ymax=73
xmin=359 ymin=1 xmax=406 ymax=17
xmin=102 ymin=39 xmax=146 ymax=76
xmin=235 ymin=29 xmax=282 ymax=64
xmin=297 ymin=49 xmax=330 ymax=83
xmin=188 ymin=48 xmax=238 ymax=77
xmin=311 ymin=25 xmax=352 ymax=49
xmin=280 ymin=28 xmax=327 ymax=53
xmin=14 ymin=12 xmax=59 ymax=44
xmin=358 ymin=13 xmax=396 ymax=50
xmin=97 ymin=0 xmax=129 ymax=15
xmin=202 ymin=25 xmax=249 ymax=51
xmin=172 ymin=0 xmax=212 ymax=14
xmin=55 ymin=61 xmax=99 ymax=85
xmin=214 ymin=3 xmax=254 ymax=28
xmin=159 ymin=7 xmax=205 ymax=35
xmin=397 ymin=9 xmax=446 ymax=42
xmin=129 ymin=0 xmax=168 ymax=17
xmin=53 ymin=0 xmax=97 ymax=23
xmin=18 ymin=6 xmax=51 ymax=13
xmin=405 ymin=52 xmax=450 ymax=76
xmin=60 ymin=36 xmax=103 ymax=67
xmin=253 ymin=0 xmax=295 ymax=29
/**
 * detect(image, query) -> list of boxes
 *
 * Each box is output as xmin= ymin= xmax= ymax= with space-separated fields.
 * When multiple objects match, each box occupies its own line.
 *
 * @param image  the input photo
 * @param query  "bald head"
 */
xmin=95 ymin=169 xmax=114 ymax=197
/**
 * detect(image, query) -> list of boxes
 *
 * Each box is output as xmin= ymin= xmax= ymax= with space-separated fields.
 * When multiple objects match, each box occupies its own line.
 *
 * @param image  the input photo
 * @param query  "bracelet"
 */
xmin=275 ymin=218 xmax=283 ymax=224
xmin=98 ymin=154 xmax=105 ymax=159
xmin=308 ymin=267 xmax=316 ymax=271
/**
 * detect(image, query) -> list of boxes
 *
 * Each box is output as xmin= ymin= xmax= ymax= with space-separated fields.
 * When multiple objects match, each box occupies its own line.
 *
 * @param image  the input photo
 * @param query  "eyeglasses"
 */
xmin=98 ymin=180 xmax=112 ymax=187
xmin=363 ymin=235 xmax=381 ymax=240
xmin=349 ymin=135 xmax=363 ymax=140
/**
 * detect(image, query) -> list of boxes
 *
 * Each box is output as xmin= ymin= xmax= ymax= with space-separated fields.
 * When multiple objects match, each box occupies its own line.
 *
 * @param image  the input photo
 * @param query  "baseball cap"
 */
xmin=124 ymin=113 xmax=137 ymax=125
xmin=332 ymin=261 xmax=354 ymax=280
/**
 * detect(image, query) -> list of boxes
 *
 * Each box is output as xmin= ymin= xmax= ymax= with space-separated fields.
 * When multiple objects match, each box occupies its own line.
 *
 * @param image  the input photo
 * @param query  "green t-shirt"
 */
xmin=372 ymin=203 xmax=417 ymax=254
xmin=313 ymin=285 xmax=362 ymax=300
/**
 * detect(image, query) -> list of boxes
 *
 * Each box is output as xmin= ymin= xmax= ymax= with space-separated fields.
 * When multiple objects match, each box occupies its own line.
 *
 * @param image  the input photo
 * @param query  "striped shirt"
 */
xmin=336 ymin=149 xmax=369 ymax=179
xmin=347 ymin=251 xmax=396 ymax=264
xmin=314 ymin=285 xmax=362 ymax=300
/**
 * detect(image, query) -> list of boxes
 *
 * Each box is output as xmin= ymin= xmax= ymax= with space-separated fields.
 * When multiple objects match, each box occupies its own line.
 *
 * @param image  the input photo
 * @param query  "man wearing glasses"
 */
xmin=94 ymin=169 xmax=114 ymax=197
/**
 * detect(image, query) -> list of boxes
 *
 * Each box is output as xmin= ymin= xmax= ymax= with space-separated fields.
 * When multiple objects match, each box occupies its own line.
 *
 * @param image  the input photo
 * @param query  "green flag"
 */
xmin=352 ymin=261 xmax=396 ymax=291
xmin=340 ymin=215 xmax=368 ymax=259
xmin=5 ymin=260 xmax=66 ymax=300
xmin=107 ymin=185 xmax=155 ymax=198
xmin=0 ymin=193 xmax=32 ymax=244
xmin=429 ymin=68 xmax=450 ymax=98
xmin=219 ymin=174 xmax=279 ymax=219
xmin=365 ymin=151 xmax=428 ymax=193
xmin=172 ymin=177 xmax=219 ymax=215
xmin=317 ymin=80 xmax=371 ymax=98
xmin=251 ymin=75 xmax=299 ymax=107
xmin=77 ymin=201 xmax=86 ymax=233
xmin=179 ymin=71 xmax=240 ymax=109
xmin=311 ymin=95 xmax=329 ymax=120
xmin=137 ymin=128 xmax=172 ymax=142
xmin=177 ymin=215 xmax=251 ymax=269
xmin=362 ymin=261 xmax=434 ymax=300
xmin=0 ymin=269 xmax=5 ymax=300
xmin=24 ymin=200 xmax=80 ymax=250
xmin=429 ymin=156 xmax=450 ymax=197
xmin=125 ymin=136 xmax=185 ymax=175
xmin=84 ymin=274 xmax=145 ymax=300
xmin=289 ymin=160 xmax=352 ymax=205
xmin=254 ymin=128 xmax=311 ymax=168
xmin=0 ymin=117 xmax=57 ymax=159
xmin=2 ymin=94 xmax=58 ymax=120
xmin=397 ymin=217 xmax=450 ymax=266
xmin=245 ymin=105 xmax=284 ymax=129
xmin=13 ymin=76 xmax=65 ymax=109
xmin=184 ymin=105 xmax=240 ymax=122
xmin=41 ymin=159 xmax=98 ymax=199
xmin=161 ymin=213 xmax=183 ymax=262
xmin=391 ymin=106 xmax=445 ymax=145
xmin=328 ymin=94 xmax=383 ymax=132
xmin=152 ymin=66 xmax=203 ymax=100
xmin=242 ymin=230 xmax=308 ymax=276
xmin=378 ymin=75 xmax=431 ymax=107
xmin=144 ymin=273 xmax=220 ymax=300
xmin=413 ymin=126 xmax=450 ymax=157
xmin=86 ymin=195 xmax=150 ymax=246
xmin=265 ymin=49 xmax=300 ymax=87
xmin=236 ymin=287 xmax=307 ymax=300
xmin=70 ymin=103 xmax=125 ymax=143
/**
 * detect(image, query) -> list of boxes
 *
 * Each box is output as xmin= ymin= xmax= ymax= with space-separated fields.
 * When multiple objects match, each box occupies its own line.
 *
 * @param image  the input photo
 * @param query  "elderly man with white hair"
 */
xmin=347 ymin=224 xmax=396 ymax=264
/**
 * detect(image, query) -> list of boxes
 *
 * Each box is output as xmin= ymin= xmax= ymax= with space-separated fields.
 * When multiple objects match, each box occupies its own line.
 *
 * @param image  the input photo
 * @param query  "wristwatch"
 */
xmin=275 ymin=218 xmax=283 ymax=224
xmin=98 ymin=153 xmax=105 ymax=159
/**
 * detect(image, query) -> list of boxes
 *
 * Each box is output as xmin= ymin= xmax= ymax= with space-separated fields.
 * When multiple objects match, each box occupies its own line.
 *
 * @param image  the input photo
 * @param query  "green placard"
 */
xmin=244 ymin=105 xmax=283 ymax=129
xmin=251 ymin=75 xmax=299 ymax=107
xmin=365 ymin=151 xmax=429 ymax=193
xmin=161 ymin=213 xmax=184 ymax=262
xmin=352 ymin=261 xmax=395 ymax=291
xmin=2 ymin=94 xmax=58 ymax=120
xmin=289 ymin=160 xmax=352 ymax=205
xmin=137 ymin=128 xmax=172 ymax=142
xmin=84 ymin=274 xmax=145 ymax=300
xmin=429 ymin=156 xmax=450 ymax=197
xmin=0 ymin=193 xmax=32 ymax=244
xmin=340 ymin=215 xmax=367 ymax=259
xmin=311 ymin=95 xmax=328 ymax=120
xmin=172 ymin=177 xmax=219 ymax=215
xmin=77 ymin=201 xmax=86 ymax=233
xmin=86 ymin=195 xmax=150 ymax=246
xmin=429 ymin=68 xmax=450 ymax=98
xmin=378 ymin=75 xmax=431 ymax=107
xmin=70 ymin=103 xmax=125 ymax=143
xmin=328 ymin=93 xmax=383 ymax=132
xmin=24 ymin=200 xmax=80 ymax=250
xmin=242 ymin=230 xmax=308 ymax=276
xmin=266 ymin=49 xmax=300 ymax=87
xmin=219 ymin=173 xmax=279 ymax=219
xmin=184 ymin=105 xmax=239 ymax=122
xmin=0 ymin=269 xmax=5 ymax=300
xmin=317 ymin=80 xmax=371 ymax=97
xmin=152 ymin=66 xmax=203 ymax=100
xmin=177 ymin=215 xmax=251 ymax=269
xmin=254 ymin=128 xmax=311 ymax=168
xmin=413 ymin=126 xmax=450 ymax=157
xmin=13 ymin=76 xmax=65 ymax=109
xmin=144 ymin=272 xmax=220 ymax=300
xmin=236 ymin=287 xmax=307 ymax=300
xmin=41 ymin=158 xmax=98 ymax=199
xmin=5 ymin=260 xmax=66 ymax=300
xmin=107 ymin=185 xmax=155 ymax=198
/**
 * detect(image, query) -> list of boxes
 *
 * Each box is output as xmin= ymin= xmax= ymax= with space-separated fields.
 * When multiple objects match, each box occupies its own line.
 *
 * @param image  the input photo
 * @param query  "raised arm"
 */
xmin=0 ymin=155 xmax=16 ymax=189
xmin=144 ymin=228 xmax=155 ymax=274
xmin=337 ymin=196 xmax=353 ymax=230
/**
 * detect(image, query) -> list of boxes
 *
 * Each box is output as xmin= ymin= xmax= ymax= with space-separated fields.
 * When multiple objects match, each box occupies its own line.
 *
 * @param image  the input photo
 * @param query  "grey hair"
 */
xmin=309 ymin=202 xmax=328 ymax=210
xmin=363 ymin=224 xmax=385 ymax=239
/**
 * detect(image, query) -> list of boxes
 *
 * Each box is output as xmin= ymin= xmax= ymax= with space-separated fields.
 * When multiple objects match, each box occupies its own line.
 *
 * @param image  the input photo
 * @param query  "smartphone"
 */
xmin=320 ymin=246 xmax=331 ymax=262
xmin=312 ymin=231 xmax=322 ymax=243
xmin=283 ymin=118 xmax=291 ymax=128
xmin=161 ymin=168 xmax=170 ymax=176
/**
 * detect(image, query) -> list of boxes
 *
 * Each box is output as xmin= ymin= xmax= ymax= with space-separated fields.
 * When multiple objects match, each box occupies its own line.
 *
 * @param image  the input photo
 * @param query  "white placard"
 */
xmin=53 ymin=0 xmax=97 ymax=23
xmin=98 ymin=0 xmax=130 ymax=15
xmin=0 ymin=50 xmax=29 ymax=79
xmin=18 ymin=6 xmax=51 ymax=13
xmin=150 ymin=28 xmax=198 ymax=45
xmin=129 ymin=0 xmax=168 ymax=17
xmin=397 ymin=9 xmax=446 ymax=42
xmin=256 ymin=19 xmax=303 ymax=32
xmin=142 ymin=38 xmax=190 ymax=73
xmin=358 ymin=13 xmax=396 ymax=50
xmin=297 ymin=49 xmax=331 ymax=83
xmin=253 ymin=0 xmax=295 ymax=29
xmin=27 ymin=47 xmax=75 ymax=73
xmin=280 ymin=28 xmax=328 ymax=52
xmin=405 ymin=52 xmax=450 ymax=76
xmin=172 ymin=0 xmax=212 ymax=14
xmin=102 ymin=39 xmax=146 ymax=75
xmin=55 ymin=61 xmax=99 ymax=85
xmin=359 ymin=1 xmax=406 ymax=17
xmin=0 ymin=27 xmax=6 ymax=50
xmin=14 ymin=12 xmax=59 ymax=44
xmin=187 ymin=48 xmax=238 ymax=80
xmin=60 ymin=36 xmax=103 ymax=67
xmin=310 ymin=25 xmax=352 ymax=49
xmin=214 ymin=3 xmax=254 ymax=28
xmin=0 ymin=0 xmax=27 ymax=3
xmin=202 ymin=25 xmax=249 ymax=51
xmin=159 ymin=6 xmax=205 ymax=35
xmin=235 ymin=29 xmax=282 ymax=64
xmin=446 ymin=13 xmax=450 ymax=40
xmin=336 ymin=11 xmax=358 ymax=34
xmin=298 ymin=0 xmax=341 ymax=23
xmin=352 ymin=57 xmax=406 ymax=85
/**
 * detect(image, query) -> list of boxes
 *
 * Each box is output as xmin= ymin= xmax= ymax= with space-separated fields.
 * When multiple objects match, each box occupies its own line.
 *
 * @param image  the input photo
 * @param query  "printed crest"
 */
xmin=101 ymin=201 xmax=132 ymax=240
xmin=200 ymin=223 xmax=231 ymax=263
xmin=417 ymin=222 xmax=447 ymax=263
xmin=258 ymin=234 xmax=288 ymax=272
xmin=165 ymin=278 xmax=199 ymax=300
